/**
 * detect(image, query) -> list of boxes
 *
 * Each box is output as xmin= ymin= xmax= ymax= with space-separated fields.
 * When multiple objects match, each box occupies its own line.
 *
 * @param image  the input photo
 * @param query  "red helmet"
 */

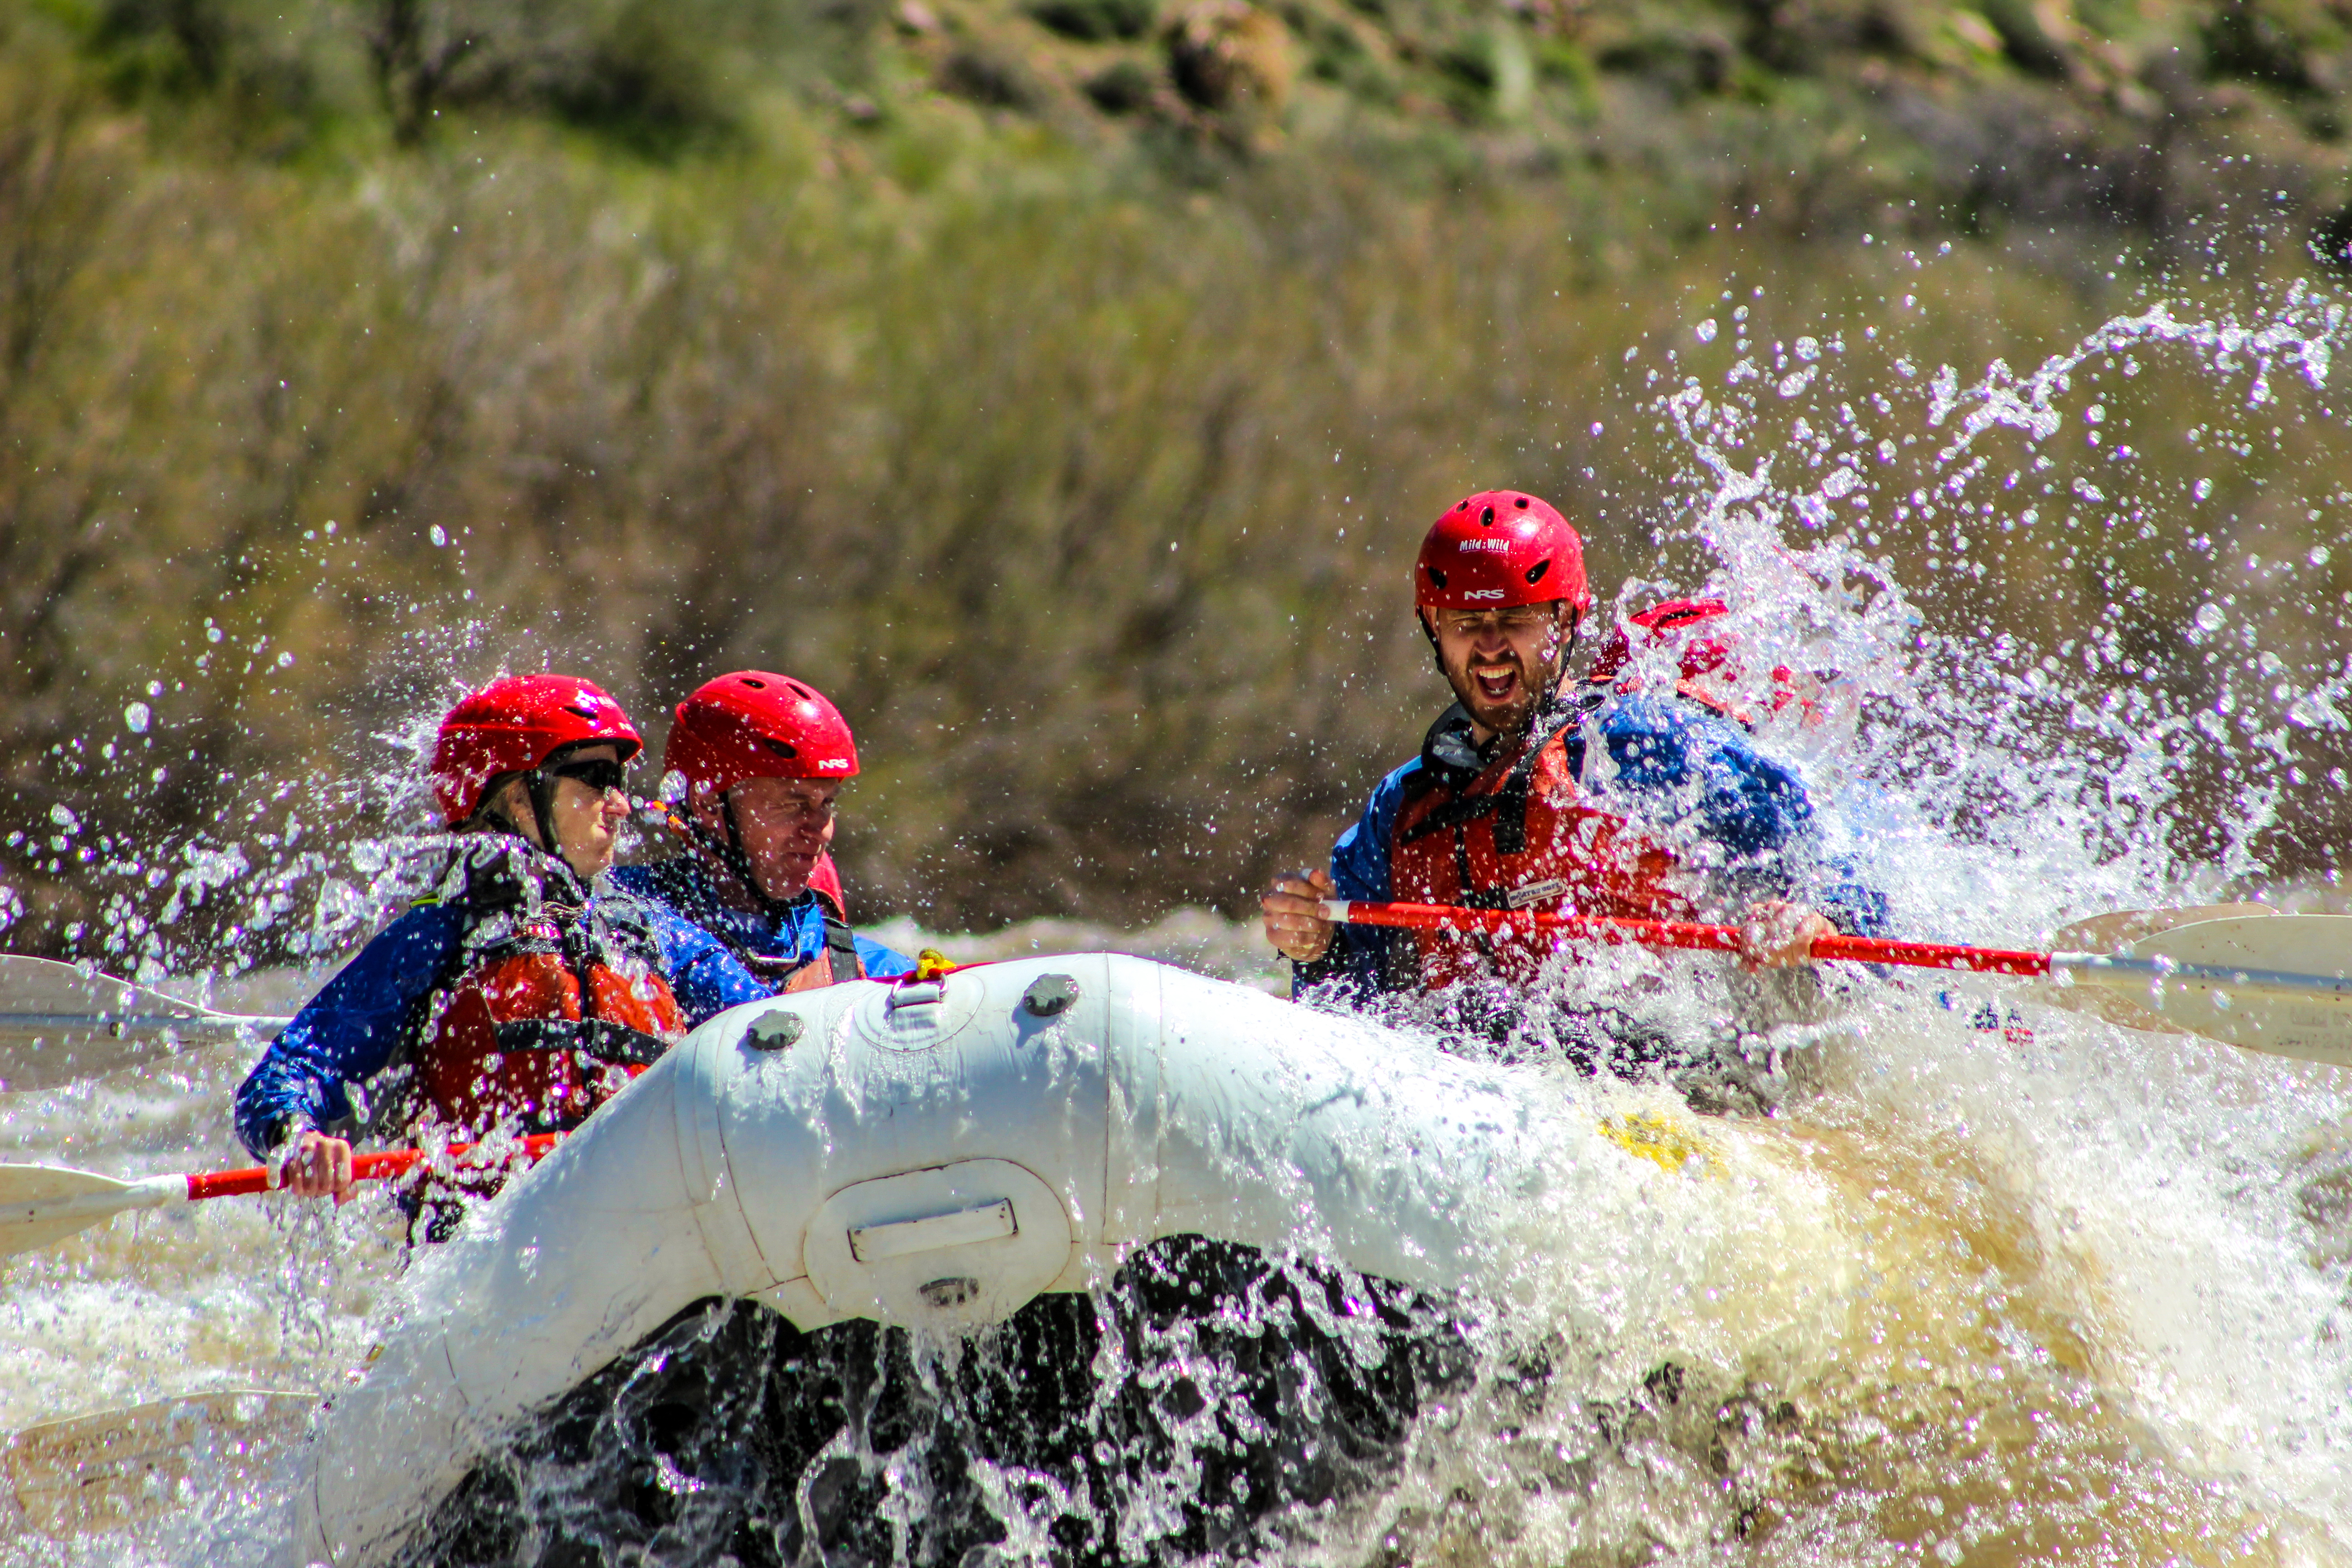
xmin=664 ymin=671 xmax=858 ymax=799
xmin=1414 ymin=491 xmax=1591 ymax=612
xmin=430 ymin=675 xmax=642 ymax=825
xmin=1585 ymin=599 xmax=1735 ymax=688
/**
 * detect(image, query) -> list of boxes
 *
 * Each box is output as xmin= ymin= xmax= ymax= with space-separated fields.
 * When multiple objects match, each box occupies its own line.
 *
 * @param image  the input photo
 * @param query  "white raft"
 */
xmin=289 ymin=954 xmax=1578 ymax=1566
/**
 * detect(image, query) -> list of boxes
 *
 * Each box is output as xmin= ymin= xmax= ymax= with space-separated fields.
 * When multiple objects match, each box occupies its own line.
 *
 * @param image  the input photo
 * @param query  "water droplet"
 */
xmin=430 ymin=525 xmax=449 ymax=547
xmin=2195 ymin=603 xmax=2227 ymax=633
xmin=1695 ymin=318 xmax=1718 ymax=343
xmin=124 ymin=701 xmax=151 ymax=734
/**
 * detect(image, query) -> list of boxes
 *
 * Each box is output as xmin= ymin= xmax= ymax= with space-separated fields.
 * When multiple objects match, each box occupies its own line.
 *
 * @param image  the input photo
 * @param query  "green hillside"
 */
xmin=34 ymin=0 xmax=2352 ymax=228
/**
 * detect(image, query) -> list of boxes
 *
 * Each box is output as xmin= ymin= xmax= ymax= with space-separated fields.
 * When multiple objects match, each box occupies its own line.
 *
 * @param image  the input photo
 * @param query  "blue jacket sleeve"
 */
xmin=855 ymin=936 xmax=917 ymax=979
xmin=1298 ymin=761 xmax=1414 ymax=1000
xmin=643 ymin=906 xmax=775 ymax=1025
xmin=1592 ymin=696 xmax=1889 ymax=936
xmin=232 ymin=903 xmax=463 ymax=1158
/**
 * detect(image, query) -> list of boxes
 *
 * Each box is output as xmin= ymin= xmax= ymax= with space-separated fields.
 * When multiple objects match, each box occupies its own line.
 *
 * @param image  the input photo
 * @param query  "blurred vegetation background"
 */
xmin=4 ymin=0 xmax=2352 ymax=965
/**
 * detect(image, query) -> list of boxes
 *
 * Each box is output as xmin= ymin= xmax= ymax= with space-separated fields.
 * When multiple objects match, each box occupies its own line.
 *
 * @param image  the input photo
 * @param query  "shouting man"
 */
xmin=1259 ymin=490 xmax=1885 ymax=1089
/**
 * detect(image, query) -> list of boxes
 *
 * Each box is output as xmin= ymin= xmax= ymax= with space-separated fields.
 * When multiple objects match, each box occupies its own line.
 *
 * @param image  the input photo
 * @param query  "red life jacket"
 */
xmin=410 ymin=850 xmax=683 ymax=1145
xmin=1389 ymin=708 xmax=1694 ymax=991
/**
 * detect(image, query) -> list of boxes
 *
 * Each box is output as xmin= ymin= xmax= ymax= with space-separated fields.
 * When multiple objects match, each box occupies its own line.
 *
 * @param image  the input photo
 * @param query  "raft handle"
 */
xmin=848 ymin=1197 xmax=1018 ymax=1263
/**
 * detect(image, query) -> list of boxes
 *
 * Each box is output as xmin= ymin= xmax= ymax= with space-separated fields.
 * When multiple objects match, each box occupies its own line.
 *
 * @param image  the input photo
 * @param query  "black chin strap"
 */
xmin=481 ymin=774 xmax=562 ymax=861
xmin=709 ymin=792 xmax=803 ymax=923
xmin=524 ymin=769 xmax=563 ymax=860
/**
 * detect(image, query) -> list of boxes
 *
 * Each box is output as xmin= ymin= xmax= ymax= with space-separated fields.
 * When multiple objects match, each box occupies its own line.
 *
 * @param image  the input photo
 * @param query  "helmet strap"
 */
xmin=523 ymin=769 xmax=564 ymax=862
xmin=472 ymin=771 xmax=560 ymax=862
xmin=715 ymin=789 xmax=799 ymax=922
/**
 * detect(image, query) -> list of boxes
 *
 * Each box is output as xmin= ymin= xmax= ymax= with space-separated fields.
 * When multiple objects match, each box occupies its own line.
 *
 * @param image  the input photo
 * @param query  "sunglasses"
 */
xmin=545 ymin=757 xmax=628 ymax=795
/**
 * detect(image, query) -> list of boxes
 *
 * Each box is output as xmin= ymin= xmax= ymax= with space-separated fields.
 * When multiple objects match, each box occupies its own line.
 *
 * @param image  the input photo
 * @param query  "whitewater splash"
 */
xmin=4 ymin=275 xmax=2352 ymax=1566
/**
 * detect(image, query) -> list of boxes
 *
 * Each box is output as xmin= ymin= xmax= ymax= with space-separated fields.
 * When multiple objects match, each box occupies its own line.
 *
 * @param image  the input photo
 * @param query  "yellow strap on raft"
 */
xmin=913 ymin=949 xmax=959 ymax=982
xmin=1599 ymin=1110 xmax=1721 ymax=1177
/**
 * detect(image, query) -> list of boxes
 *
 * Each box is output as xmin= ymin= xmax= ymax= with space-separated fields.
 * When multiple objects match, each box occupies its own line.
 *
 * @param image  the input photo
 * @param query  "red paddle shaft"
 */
xmin=1317 ymin=900 xmax=2053 ymax=977
xmin=183 ymin=1132 xmax=566 ymax=1201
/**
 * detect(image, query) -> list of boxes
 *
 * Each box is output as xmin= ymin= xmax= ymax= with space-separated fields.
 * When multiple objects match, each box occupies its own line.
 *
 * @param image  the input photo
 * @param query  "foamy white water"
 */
xmin=5 ymin=276 xmax=2352 ymax=1564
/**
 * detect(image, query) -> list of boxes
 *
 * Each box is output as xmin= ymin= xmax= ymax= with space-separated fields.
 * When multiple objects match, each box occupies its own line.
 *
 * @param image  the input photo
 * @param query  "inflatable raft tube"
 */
xmin=288 ymin=954 xmax=1572 ymax=1566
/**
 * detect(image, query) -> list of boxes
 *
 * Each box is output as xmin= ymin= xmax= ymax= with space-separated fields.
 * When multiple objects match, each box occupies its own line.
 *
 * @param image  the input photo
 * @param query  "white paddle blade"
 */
xmin=3 ymin=1388 xmax=314 ymax=1539
xmin=0 ymin=1164 xmax=182 ymax=1260
xmin=0 ymin=954 xmax=287 ymax=1093
xmin=2058 ymin=915 xmax=2352 ymax=1068
xmin=2052 ymin=903 xmax=2274 ymax=954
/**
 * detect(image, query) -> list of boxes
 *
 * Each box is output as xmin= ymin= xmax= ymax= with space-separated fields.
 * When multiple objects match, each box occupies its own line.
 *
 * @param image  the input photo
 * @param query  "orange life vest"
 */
xmin=1389 ymin=709 xmax=1694 ymax=991
xmin=409 ymin=852 xmax=684 ymax=1144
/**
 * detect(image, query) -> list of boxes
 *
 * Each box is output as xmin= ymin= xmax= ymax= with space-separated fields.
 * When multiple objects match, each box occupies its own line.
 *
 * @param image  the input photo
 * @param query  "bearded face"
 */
xmin=1425 ymin=603 xmax=1575 ymax=740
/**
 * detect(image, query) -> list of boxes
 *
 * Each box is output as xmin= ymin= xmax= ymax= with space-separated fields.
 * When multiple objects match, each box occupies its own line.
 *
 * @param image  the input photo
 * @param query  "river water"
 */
xmin=5 ymin=277 xmax=2352 ymax=1565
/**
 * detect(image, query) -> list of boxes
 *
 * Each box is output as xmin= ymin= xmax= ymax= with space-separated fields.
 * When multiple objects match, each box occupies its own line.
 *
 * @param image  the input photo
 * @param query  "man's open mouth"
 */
xmin=1471 ymin=662 xmax=1520 ymax=704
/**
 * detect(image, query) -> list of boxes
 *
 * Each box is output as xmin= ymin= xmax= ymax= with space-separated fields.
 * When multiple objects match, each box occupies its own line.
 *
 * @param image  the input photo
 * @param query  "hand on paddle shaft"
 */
xmin=1261 ymin=872 xmax=1833 ymax=971
xmin=276 ymin=1130 xmax=356 ymax=1203
xmin=1296 ymin=901 xmax=2352 ymax=1066
xmin=1261 ymin=869 xmax=1338 ymax=964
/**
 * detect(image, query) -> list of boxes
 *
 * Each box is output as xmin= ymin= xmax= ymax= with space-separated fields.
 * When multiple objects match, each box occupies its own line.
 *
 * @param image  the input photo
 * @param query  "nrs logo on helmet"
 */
xmin=1413 ymin=490 xmax=1592 ymax=612
xmin=665 ymin=671 xmax=861 ymax=796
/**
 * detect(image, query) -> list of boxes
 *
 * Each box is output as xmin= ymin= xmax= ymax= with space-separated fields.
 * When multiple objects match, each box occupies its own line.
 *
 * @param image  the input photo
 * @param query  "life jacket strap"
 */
xmin=823 ymin=914 xmax=863 ymax=982
xmin=492 ymin=1017 xmax=672 ymax=1070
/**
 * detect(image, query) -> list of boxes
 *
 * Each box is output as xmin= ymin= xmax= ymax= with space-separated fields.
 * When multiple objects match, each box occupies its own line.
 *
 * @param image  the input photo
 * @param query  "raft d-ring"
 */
xmin=913 ymin=948 xmax=959 ymax=982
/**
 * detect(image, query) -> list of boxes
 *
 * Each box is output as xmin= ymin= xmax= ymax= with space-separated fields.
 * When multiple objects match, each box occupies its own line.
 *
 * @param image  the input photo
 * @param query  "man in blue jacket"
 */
xmin=1260 ymin=490 xmax=1885 ymax=1094
xmin=617 ymin=671 xmax=914 ymax=1004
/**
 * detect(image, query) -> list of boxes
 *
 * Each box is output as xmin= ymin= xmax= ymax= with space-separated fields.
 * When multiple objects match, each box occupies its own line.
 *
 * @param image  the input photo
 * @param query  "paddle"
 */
xmin=5 ymin=1388 xmax=315 ymax=1538
xmin=0 ymin=954 xmax=291 ymax=1093
xmin=1317 ymin=900 xmax=2352 ymax=1068
xmin=0 ymin=1133 xmax=564 ymax=1261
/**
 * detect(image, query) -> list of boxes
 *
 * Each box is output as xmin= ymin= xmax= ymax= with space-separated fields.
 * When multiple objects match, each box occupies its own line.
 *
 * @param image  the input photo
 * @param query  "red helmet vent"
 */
xmin=665 ymin=670 xmax=858 ymax=795
xmin=1413 ymin=489 xmax=1590 ymax=611
xmin=428 ymin=675 xmax=643 ymax=826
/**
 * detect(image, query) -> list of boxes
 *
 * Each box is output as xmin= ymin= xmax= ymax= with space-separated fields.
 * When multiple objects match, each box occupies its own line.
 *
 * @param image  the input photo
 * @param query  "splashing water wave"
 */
xmin=4 ymin=288 xmax=2352 ymax=1566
